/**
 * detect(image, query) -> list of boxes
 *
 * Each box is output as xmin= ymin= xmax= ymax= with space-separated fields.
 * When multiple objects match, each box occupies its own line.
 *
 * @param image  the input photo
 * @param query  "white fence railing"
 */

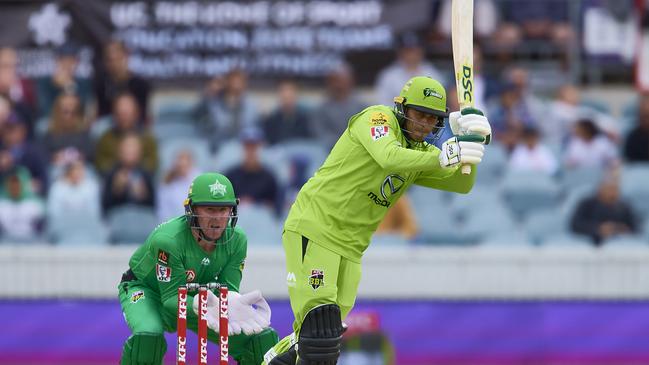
xmin=1 ymin=244 xmax=649 ymax=299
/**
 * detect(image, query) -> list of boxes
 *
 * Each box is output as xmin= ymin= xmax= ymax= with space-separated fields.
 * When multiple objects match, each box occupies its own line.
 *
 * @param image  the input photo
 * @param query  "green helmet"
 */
xmin=184 ymin=172 xmax=239 ymax=243
xmin=394 ymin=76 xmax=449 ymax=118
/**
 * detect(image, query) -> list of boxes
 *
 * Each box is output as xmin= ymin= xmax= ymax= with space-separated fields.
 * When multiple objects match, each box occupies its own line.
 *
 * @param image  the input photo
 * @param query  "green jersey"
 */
xmin=127 ymin=216 xmax=246 ymax=327
xmin=284 ymin=105 xmax=476 ymax=262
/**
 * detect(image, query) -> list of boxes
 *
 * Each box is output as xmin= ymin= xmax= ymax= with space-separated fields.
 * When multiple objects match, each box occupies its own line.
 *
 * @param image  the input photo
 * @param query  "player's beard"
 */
xmin=401 ymin=116 xmax=444 ymax=144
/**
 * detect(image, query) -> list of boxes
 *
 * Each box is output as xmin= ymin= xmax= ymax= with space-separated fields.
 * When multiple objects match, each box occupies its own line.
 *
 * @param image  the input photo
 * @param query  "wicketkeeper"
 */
xmin=118 ymin=172 xmax=279 ymax=365
xmin=263 ymin=76 xmax=492 ymax=365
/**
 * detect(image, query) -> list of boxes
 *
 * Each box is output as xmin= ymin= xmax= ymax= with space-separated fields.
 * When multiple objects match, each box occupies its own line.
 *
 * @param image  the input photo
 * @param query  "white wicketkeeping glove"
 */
xmin=227 ymin=290 xmax=271 ymax=336
xmin=449 ymin=108 xmax=492 ymax=144
xmin=192 ymin=290 xmax=221 ymax=331
xmin=439 ymin=136 xmax=485 ymax=168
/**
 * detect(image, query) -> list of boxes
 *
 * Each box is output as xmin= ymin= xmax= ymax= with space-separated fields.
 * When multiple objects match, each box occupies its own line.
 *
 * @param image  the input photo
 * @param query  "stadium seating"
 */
xmin=602 ymin=234 xmax=648 ymax=247
xmin=159 ymin=138 xmax=211 ymax=174
xmin=620 ymin=163 xmax=649 ymax=219
xmin=107 ymin=205 xmax=158 ymax=244
xmin=371 ymin=233 xmax=411 ymax=247
xmin=539 ymin=233 xmax=593 ymax=247
xmin=525 ymin=210 xmax=569 ymax=245
xmin=502 ymin=171 xmax=561 ymax=220
xmin=235 ymin=204 xmax=282 ymax=246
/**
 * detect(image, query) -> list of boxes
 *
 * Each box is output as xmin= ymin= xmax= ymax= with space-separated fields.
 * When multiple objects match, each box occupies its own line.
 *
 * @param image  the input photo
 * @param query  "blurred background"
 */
xmin=1 ymin=0 xmax=649 ymax=364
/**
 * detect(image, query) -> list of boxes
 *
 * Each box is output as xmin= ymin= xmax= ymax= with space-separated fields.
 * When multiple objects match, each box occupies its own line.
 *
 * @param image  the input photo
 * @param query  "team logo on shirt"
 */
xmin=130 ymin=290 xmax=145 ymax=303
xmin=185 ymin=269 xmax=196 ymax=282
xmin=308 ymin=269 xmax=324 ymax=290
xmin=201 ymin=257 xmax=210 ymax=266
xmin=156 ymin=264 xmax=171 ymax=282
xmin=157 ymin=250 xmax=169 ymax=265
xmin=370 ymin=126 xmax=389 ymax=141
xmin=369 ymin=112 xmax=388 ymax=126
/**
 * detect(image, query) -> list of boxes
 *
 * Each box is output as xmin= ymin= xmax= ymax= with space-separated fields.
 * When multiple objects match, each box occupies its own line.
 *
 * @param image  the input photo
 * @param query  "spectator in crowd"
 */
xmin=624 ymin=93 xmax=649 ymax=162
xmin=225 ymin=128 xmax=281 ymax=214
xmin=0 ymin=168 xmax=44 ymax=243
xmin=509 ymin=126 xmax=558 ymax=175
xmin=262 ymin=79 xmax=313 ymax=145
xmin=375 ymin=195 xmax=419 ymax=241
xmin=41 ymin=93 xmax=93 ymax=166
xmin=0 ymin=47 xmax=35 ymax=133
xmin=487 ymin=66 xmax=543 ymax=151
xmin=47 ymin=155 xmax=101 ymax=237
xmin=102 ymin=133 xmax=155 ymax=213
xmin=545 ymin=84 xmax=619 ymax=147
xmin=571 ymin=176 xmax=637 ymax=245
xmin=492 ymin=0 xmax=575 ymax=62
xmin=35 ymin=43 xmax=92 ymax=119
xmin=156 ymin=149 xmax=199 ymax=221
xmin=564 ymin=119 xmax=619 ymax=169
xmin=95 ymin=92 xmax=158 ymax=175
xmin=0 ymin=114 xmax=48 ymax=195
xmin=374 ymin=32 xmax=443 ymax=106
xmin=338 ymin=311 xmax=395 ymax=365
xmin=94 ymin=40 xmax=150 ymax=121
xmin=311 ymin=63 xmax=367 ymax=149
xmin=195 ymin=68 xmax=259 ymax=151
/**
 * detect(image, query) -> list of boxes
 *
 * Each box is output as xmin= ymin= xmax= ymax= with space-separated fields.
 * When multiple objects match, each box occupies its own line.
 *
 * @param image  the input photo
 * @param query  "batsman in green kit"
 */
xmin=118 ymin=173 xmax=279 ymax=365
xmin=263 ymin=77 xmax=493 ymax=365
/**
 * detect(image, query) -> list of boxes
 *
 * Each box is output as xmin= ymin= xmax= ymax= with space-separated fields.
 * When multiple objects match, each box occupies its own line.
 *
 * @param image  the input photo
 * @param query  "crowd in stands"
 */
xmin=0 ymin=16 xmax=648 ymax=247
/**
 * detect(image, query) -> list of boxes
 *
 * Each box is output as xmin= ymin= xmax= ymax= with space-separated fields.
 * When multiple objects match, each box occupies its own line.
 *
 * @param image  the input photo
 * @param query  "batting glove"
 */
xmin=439 ymin=135 xmax=485 ymax=168
xmin=449 ymin=107 xmax=492 ymax=145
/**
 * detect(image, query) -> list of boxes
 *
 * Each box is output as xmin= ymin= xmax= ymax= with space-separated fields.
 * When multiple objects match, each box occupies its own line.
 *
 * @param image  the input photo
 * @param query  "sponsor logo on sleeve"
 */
xmin=157 ymin=250 xmax=169 ymax=265
xmin=369 ymin=111 xmax=388 ymax=126
xmin=308 ymin=269 xmax=324 ymax=290
xmin=130 ymin=290 xmax=145 ymax=303
xmin=370 ymin=125 xmax=389 ymax=141
xmin=156 ymin=263 xmax=171 ymax=282
xmin=185 ymin=269 xmax=196 ymax=282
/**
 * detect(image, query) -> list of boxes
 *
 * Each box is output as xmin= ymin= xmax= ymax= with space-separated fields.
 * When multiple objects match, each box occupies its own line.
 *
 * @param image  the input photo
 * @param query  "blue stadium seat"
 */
xmin=371 ymin=233 xmax=410 ymax=247
xmin=540 ymin=233 xmax=593 ymax=247
xmin=502 ymin=171 xmax=561 ymax=220
xmin=90 ymin=115 xmax=113 ymax=140
xmin=451 ymin=185 xmax=503 ymax=221
xmin=476 ymin=142 xmax=508 ymax=186
xmin=159 ymin=138 xmax=212 ymax=174
xmin=235 ymin=204 xmax=282 ymax=246
xmin=155 ymin=101 xmax=196 ymax=124
xmin=153 ymin=121 xmax=200 ymax=141
xmin=480 ymin=230 xmax=533 ymax=247
xmin=212 ymin=139 xmax=244 ymax=172
xmin=620 ymin=164 xmax=649 ymax=220
xmin=560 ymin=166 xmax=603 ymax=192
xmin=602 ymin=234 xmax=648 ymax=248
xmin=462 ymin=205 xmax=517 ymax=244
xmin=108 ymin=205 xmax=158 ymax=244
xmin=525 ymin=210 xmax=569 ymax=245
xmin=414 ymin=206 xmax=466 ymax=245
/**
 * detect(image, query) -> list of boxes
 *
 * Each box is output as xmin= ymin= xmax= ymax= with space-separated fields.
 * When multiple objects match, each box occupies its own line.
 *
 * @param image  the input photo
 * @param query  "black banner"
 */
xmin=1 ymin=0 xmax=408 ymax=84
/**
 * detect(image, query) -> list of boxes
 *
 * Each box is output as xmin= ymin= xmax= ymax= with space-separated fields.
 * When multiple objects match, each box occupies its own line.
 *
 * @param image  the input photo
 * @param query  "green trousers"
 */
xmin=118 ymin=280 xmax=277 ymax=364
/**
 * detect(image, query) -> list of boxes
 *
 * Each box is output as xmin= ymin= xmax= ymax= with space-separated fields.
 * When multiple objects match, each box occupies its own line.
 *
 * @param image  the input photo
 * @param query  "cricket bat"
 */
xmin=451 ymin=0 xmax=474 ymax=175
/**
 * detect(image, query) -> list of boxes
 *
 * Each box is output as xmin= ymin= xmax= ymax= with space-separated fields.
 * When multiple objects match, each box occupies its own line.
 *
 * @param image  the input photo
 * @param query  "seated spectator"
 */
xmin=375 ymin=195 xmax=419 ymax=241
xmin=195 ymin=68 xmax=259 ymax=151
xmin=374 ymin=32 xmax=443 ymax=106
xmin=486 ymin=67 xmax=544 ymax=151
xmin=262 ymin=79 xmax=313 ymax=145
xmin=35 ymin=42 xmax=92 ymax=119
xmin=0 ymin=114 xmax=48 ymax=195
xmin=311 ymin=63 xmax=367 ymax=149
xmin=156 ymin=149 xmax=199 ymax=221
xmin=546 ymin=84 xmax=619 ymax=147
xmin=509 ymin=126 xmax=558 ymax=175
xmin=94 ymin=40 xmax=150 ymax=121
xmin=0 ymin=47 xmax=35 ymax=134
xmin=225 ymin=128 xmax=281 ymax=214
xmin=102 ymin=133 xmax=155 ymax=214
xmin=624 ymin=93 xmax=649 ymax=162
xmin=41 ymin=93 xmax=93 ymax=165
xmin=564 ymin=119 xmax=619 ymax=169
xmin=571 ymin=176 xmax=637 ymax=245
xmin=95 ymin=92 xmax=158 ymax=175
xmin=0 ymin=168 xmax=44 ymax=243
xmin=47 ymin=155 xmax=101 ymax=227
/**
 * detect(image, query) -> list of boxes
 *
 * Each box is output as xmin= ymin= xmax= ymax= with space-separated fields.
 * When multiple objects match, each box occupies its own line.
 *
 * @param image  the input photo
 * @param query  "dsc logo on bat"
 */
xmin=461 ymin=64 xmax=473 ymax=103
